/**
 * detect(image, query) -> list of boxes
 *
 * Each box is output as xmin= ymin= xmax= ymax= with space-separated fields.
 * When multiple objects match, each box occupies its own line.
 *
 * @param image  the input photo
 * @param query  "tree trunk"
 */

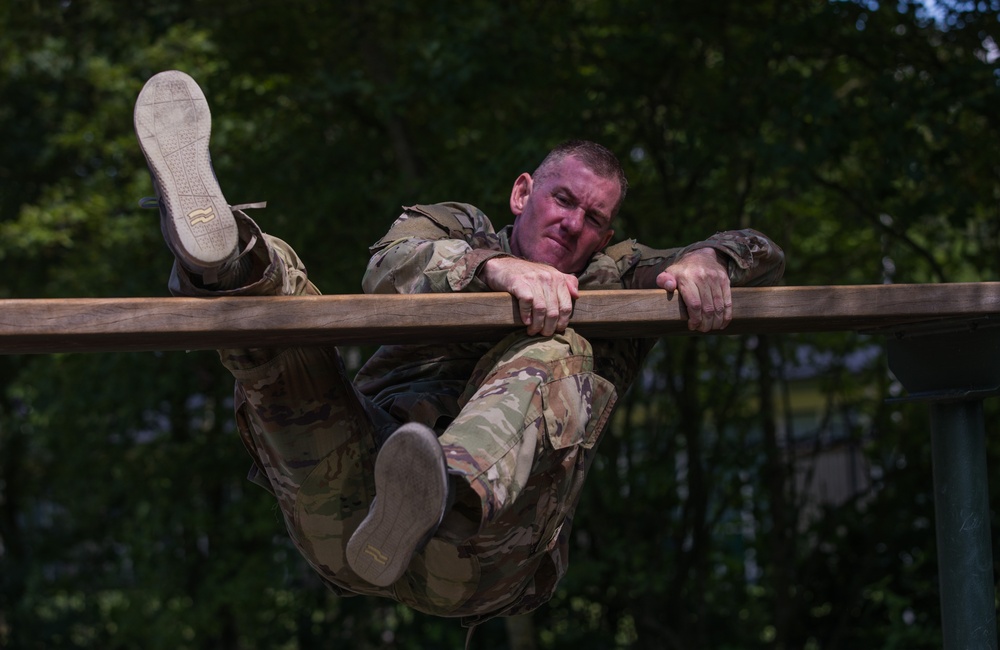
xmin=756 ymin=335 xmax=795 ymax=649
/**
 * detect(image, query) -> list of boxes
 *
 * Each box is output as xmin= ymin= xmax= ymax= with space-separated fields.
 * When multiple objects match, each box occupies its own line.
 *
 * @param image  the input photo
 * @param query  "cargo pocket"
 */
xmin=541 ymin=371 xmax=618 ymax=450
xmin=529 ymin=371 xmax=618 ymax=561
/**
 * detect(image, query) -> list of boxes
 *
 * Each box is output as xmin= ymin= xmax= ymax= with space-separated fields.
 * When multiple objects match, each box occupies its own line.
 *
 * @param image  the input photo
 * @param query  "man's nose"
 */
xmin=561 ymin=208 xmax=585 ymax=234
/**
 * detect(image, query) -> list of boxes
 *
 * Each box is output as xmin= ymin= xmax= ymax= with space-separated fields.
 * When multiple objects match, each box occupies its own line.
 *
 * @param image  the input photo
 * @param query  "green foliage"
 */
xmin=2 ymin=0 xmax=999 ymax=648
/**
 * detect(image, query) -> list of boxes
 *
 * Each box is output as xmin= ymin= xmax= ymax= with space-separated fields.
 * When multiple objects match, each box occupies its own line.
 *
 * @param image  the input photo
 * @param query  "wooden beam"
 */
xmin=1 ymin=282 xmax=999 ymax=354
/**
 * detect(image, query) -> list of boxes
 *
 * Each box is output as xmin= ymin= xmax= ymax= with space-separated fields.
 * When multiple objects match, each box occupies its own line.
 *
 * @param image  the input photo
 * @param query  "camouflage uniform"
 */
xmin=170 ymin=202 xmax=784 ymax=625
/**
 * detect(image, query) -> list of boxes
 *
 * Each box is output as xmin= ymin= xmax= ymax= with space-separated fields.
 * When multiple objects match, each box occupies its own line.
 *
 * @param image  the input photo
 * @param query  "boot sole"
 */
xmin=134 ymin=70 xmax=236 ymax=273
xmin=346 ymin=423 xmax=449 ymax=587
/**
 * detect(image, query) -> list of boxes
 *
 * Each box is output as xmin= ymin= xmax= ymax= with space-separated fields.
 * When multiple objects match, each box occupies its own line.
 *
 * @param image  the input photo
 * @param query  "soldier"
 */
xmin=134 ymin=70 xmax=784 ymax=627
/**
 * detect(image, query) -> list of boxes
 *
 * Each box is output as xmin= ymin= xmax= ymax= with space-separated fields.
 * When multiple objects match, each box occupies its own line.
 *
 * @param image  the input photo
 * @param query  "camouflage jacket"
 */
xmin=355 ymin=202 xmax=784 ymax=422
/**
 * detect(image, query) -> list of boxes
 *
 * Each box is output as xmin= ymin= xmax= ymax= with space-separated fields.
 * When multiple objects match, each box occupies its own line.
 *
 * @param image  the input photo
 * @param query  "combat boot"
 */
xmin=134 ymin=70 xmax=256 ymax=288
xmin=346 ymin=422 xmax=451 ymax=587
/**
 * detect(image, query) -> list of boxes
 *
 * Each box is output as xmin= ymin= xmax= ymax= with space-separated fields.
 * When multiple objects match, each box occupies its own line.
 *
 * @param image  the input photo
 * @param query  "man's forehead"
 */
xmin=543 ymin=157 xmax=619 ymax=207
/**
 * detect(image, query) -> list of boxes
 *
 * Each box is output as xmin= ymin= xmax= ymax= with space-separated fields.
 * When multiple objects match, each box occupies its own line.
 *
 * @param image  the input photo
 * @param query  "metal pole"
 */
xmin=887 ymin=324 xmax=1000 ymax=649
xmin=929 ymin=399 xmax=997 ymax=650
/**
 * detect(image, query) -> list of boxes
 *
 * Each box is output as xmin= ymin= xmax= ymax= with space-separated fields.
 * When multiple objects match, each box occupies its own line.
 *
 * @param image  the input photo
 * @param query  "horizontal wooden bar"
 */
xmin=1 ymin=283 xmax=998 ymax=354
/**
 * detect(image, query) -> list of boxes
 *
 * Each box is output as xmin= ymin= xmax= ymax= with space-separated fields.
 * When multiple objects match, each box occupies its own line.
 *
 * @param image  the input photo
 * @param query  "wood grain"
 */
xmin=1 ymin=283 xmax=998 ymax=354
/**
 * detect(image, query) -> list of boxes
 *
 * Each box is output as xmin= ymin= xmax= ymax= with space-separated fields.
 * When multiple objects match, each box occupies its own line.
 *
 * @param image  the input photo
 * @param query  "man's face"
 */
xmin=508 ymin=156 xmax=619 ymax=274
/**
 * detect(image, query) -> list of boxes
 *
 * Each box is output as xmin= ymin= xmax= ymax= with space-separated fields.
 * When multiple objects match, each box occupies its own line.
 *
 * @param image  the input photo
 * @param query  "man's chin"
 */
xmin=550 ymin=259 xmax=581 ymax=275
xmin=535 ymin=246 xmax=572 ymax=269
xmin=537 ymin=255 xmax=570 ymax=272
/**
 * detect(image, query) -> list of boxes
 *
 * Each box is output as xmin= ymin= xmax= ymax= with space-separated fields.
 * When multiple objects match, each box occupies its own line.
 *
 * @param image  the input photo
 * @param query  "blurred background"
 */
xmin=2 ymin=0 xmax=999 ymax=647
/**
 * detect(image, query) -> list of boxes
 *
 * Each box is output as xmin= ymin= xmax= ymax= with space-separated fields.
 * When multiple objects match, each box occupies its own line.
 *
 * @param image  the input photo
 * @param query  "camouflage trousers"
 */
xmin=170 ymin=213 xmax=618 ymax=621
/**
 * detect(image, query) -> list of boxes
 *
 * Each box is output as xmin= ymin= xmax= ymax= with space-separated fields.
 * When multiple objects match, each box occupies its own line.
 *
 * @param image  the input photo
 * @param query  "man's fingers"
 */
xmin=509 ymin=271 xmax=577 ymax=336
xmin=528 ymin=292 xmax=549 ymax=336
xmin=697 ymin=281 xmax=725 ymax=332
xmin=488 ymin=259 xmax=579 ymax=336
xmin=684 ymin=284 xmax=704 ymax=331
xmin=678 ymin=276 xmax=737 ymax=332
xmin=518 ymin=299 xmax=535 ymax=329
xmin=535 ymin=282 xmax=572 ymax=336
xmin=720 ymin=283 xmax=733 ymax=329
xmin=553 ymin=281 xmax=574 ymax=333
xmin=538 ymin=285 xmax=558 ymax=336
xmin=659 ymin=248 xmax=735 ymax=332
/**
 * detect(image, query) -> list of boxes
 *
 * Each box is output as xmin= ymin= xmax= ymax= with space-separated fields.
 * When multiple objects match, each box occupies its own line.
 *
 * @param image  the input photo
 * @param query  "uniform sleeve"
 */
xmin=608 ymin=228 xmax=785 ymax=289
xmin=362 ymin=202 xmax=510 ymax=295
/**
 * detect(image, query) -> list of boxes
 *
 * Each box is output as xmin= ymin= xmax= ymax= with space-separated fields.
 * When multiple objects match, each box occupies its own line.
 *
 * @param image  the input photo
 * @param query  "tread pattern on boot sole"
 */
xmin=345 ymin=424 xmax=449 ymax=587
xmin=134 ymin=70 xmax=236 ymax=271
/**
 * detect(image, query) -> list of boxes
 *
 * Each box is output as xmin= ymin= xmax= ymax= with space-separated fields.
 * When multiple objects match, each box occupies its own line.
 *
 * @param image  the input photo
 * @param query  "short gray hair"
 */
xmin=533 ymin=140 xmax=628 ymax=217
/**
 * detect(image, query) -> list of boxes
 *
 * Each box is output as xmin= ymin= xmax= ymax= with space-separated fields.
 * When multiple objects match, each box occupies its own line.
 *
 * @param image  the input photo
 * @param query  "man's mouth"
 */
xmin=546 ymin=234 xmax=572 ymax=252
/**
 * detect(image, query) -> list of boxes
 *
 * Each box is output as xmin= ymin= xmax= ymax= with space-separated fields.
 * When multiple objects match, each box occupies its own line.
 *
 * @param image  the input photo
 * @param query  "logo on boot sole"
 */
xmin=187 ymin=207 xmax=216 ymax=226
xmin=363 ymin=544 xmax=388 ymax=565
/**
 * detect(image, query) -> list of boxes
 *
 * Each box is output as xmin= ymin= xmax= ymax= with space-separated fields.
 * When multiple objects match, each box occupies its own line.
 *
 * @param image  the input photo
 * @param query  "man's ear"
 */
xmin=509 ymin=173 xmax=533 ymax=216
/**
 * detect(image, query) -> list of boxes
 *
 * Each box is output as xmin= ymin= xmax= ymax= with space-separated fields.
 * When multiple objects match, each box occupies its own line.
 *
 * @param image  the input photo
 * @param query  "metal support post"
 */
xmin=887 ymin=322 xmax=1000 ymax=650
xmin=929 ymin=400 xmax=996 ymax=649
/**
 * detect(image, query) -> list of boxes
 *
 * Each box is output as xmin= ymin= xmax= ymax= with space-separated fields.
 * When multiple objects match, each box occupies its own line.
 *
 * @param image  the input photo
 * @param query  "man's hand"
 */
xmin=481 ymin=257 xmax=580 ymax=336
xmin=656 ymin=247 xmax=732 ymax=332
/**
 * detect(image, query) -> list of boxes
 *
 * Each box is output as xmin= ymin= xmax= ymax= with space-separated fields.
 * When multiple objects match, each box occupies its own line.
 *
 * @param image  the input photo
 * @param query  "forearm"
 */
xmin=624 ymin=229 xmax=784 ymax=289
xmin=697 ymin=228 xmax=785 ymax=287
